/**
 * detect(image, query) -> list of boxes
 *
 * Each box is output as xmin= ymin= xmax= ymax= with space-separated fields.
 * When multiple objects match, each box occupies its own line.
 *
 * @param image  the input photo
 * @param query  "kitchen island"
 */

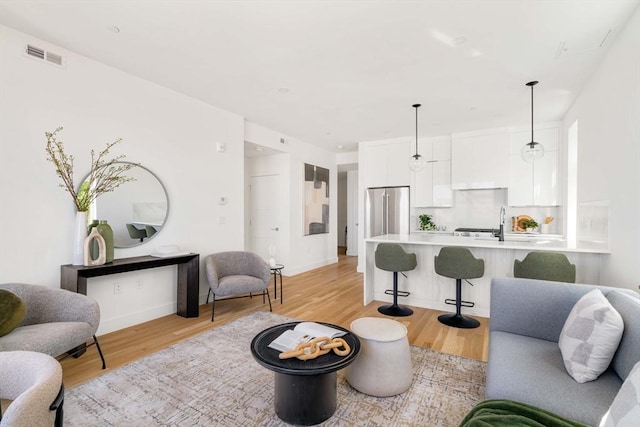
xmin=364 ymin=234 xmax=609 ymax=318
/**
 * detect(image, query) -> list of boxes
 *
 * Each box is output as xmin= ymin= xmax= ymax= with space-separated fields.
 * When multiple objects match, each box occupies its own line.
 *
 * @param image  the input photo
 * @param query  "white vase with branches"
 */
xmin=45 ymin=127 xmax=137 ymax=265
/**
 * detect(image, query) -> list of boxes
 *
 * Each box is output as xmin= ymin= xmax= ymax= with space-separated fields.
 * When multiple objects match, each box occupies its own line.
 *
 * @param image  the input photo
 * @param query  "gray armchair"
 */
xmin=0 ymin=283 xmax=106 ymax=369
xmin=205 ymin=251 xmax=272 ymax=321
xmin=0 ymin=351 xmax=63 ymax=427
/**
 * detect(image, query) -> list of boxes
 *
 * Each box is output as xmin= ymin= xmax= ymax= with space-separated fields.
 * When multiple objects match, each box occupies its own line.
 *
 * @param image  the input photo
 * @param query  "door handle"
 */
xmin=271 ymin=227 xmax=279 ymax=231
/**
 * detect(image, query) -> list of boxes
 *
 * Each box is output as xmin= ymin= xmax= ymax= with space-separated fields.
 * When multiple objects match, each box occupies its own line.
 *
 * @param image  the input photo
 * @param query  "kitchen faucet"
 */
xmin=493 ymin=206 xmax=506 ymax=242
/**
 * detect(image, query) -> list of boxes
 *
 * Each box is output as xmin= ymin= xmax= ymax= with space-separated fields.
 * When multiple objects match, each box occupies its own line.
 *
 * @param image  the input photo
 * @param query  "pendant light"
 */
xmin=408 ymin=103 xmax=426 ymax=172
xmin=521 ymin=81 xmax=544 ymax=162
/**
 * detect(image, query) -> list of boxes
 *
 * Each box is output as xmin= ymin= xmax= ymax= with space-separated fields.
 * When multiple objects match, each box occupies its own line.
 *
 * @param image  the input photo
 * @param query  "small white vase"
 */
xmin=83 ymin=227 xmax=106 ymax=266
xmin=72 ymin=211 xmax=88 ymax=265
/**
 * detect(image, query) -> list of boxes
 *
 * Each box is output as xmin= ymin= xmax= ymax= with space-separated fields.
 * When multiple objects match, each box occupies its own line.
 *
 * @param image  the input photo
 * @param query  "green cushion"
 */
xmin=459 ymin=399 xmax=588 ymax=427
xmin=0 ymin=289 xmax=26 ymax=337
xmin=434 ymin=246 xmax=484 ymax=279
xmin=513 ymin=251 xmax=576 ymax=283
xmin=375 ymin=243 xmax=417 ymax=272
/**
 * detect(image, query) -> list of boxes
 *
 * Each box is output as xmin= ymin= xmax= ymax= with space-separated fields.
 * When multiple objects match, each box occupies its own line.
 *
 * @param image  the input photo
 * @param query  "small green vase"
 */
xmin=96 ymin=220 xmax=114 ymax=263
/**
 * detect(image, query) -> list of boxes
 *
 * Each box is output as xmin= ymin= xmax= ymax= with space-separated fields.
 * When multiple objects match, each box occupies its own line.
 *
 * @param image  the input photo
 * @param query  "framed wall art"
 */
xmin=304 ymin=163 xmax=329 ymax=235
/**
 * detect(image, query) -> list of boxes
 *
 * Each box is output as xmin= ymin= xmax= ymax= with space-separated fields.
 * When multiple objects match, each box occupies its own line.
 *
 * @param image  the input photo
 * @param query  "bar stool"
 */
xmin=375 ymin=243 xmax=416 ymax=317
xmin=434 ymin=246 xmax=484 ymax=329
xmin=345 ymin=317 xmax=413 ymax=396
xmin=514 ymin=251 xmax=576 ymax=283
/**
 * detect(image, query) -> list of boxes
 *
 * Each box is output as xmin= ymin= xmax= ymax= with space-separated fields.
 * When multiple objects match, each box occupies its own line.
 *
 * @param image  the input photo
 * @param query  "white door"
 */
xmin=346 ymin=170 xmax=359 ymax=256
xmin=250 ymin=174 xmax=281 ymax=264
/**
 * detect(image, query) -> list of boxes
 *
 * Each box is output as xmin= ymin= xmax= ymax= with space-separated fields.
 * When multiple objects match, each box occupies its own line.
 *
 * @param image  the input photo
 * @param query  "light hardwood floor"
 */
xmin=61 ymin=253 xmax=489 ymax=388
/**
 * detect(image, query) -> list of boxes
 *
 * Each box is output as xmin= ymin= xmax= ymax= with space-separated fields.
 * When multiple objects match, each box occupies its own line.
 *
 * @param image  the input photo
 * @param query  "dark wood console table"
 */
xmin=61 ymin=253 xmax=200 ymax=318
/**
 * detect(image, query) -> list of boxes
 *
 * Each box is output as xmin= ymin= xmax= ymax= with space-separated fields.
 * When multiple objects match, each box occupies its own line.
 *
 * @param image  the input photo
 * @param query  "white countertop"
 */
xmin=365 ymin=233 xmax=610 ymax=254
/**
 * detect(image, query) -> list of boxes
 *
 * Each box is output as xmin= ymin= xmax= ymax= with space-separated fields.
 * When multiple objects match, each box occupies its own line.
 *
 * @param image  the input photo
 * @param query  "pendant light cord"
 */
xmin=413 ymin=103 xmax=421 ymax=156
xmin=416 ymin=106 xmax=419 ymax=153
xmin=526 ymin=81 xmax=538 ymax=146
xmin=530 ymin=84 xmax=534 ymax=144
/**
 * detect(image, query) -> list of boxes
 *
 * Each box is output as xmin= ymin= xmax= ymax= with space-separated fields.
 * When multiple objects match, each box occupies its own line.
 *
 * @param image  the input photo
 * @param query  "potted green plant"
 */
xmin=418 ymin=214 xmax=436 ymax=231
xmin=521 ymin=218 xmax=539 ymax=232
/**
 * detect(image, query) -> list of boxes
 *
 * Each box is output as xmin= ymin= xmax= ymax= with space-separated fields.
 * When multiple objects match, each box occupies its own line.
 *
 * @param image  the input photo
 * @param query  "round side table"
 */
xmin=250 ymin=322 xmax=360 ymax=425
xmin=269 ymin=264 xmax=284 ymax=303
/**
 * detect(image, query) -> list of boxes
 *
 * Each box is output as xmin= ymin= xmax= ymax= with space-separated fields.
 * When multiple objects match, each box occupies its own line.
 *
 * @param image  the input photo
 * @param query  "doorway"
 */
xmin=249 ymin=174 xmax=281 ymax=263
xmin=337 ymin=164 xmax=358 ymax=257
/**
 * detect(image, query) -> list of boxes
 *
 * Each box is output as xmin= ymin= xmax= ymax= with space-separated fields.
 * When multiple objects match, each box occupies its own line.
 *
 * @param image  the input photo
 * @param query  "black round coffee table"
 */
xmin=250 ymin=322 xmax=360 ymax=425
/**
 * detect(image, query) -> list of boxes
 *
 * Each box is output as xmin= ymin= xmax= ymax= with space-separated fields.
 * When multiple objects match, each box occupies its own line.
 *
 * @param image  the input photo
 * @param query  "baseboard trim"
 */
xmin=97 ymin=302 xmax=177 ymax=335
xmin=285 ymin=257 xmax=339 ymax=276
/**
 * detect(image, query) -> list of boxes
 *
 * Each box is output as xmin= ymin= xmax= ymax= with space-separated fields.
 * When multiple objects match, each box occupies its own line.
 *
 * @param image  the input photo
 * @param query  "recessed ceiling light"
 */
xmin=453 ymin=36 xmax=467 ymax=46
xmin=278 ymin=88 xmax=290 ymax=93
xmin=106 ymin=25 xmax=121 ymax=33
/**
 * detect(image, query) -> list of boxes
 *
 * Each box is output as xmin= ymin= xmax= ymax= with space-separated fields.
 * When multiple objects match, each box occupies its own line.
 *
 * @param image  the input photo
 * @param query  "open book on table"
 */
xmin=268 ymin=322 xmax=347 ymax=352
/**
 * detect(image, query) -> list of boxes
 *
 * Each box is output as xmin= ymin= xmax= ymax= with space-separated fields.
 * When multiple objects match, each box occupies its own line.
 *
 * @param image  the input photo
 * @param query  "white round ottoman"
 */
xmin=345 ymin=317 xmax=413 ymax=397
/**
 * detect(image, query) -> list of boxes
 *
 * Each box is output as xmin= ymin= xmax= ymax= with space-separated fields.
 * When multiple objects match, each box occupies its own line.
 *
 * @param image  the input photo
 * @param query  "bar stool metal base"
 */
xmin=438 ymin=313 xmax=480 ymax=329
xmin=378 ymin=304 xmax=413 ymax=317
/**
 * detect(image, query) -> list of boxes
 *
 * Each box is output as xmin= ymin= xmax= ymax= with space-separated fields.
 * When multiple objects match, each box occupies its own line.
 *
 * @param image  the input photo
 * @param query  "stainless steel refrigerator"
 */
xmin=365 ymin=186 xmax=410 ymax=238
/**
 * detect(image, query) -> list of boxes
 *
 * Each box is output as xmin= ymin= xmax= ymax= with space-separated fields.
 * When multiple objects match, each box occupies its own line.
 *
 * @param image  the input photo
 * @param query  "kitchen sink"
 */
xmin=474 ymin=237 xmax=533 ymax=242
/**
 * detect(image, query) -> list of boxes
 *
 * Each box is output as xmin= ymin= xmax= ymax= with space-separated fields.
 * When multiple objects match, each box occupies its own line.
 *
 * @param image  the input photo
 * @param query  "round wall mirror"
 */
xmin=87 ymin=162 xmax=169 ymax=248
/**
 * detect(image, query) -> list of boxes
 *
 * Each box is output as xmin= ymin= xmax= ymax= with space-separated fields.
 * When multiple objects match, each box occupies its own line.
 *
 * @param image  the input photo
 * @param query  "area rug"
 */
xmin=65 ymin=312 xmax=486 ymax=426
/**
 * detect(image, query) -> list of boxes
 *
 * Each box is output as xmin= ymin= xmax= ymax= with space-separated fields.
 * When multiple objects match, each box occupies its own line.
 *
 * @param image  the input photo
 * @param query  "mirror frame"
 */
xmin=86 ymin=162 xmax=170 ymax=248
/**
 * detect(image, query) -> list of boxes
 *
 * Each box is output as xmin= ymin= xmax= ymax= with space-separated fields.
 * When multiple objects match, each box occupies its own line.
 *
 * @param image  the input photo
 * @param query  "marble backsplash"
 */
xmin=412 ymin=188 xmax=562 ymax=235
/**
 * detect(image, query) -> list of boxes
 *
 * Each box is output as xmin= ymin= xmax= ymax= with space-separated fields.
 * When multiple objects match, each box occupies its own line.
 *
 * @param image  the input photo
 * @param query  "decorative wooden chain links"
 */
xmin=278 ymin=336 xmax=351 ymax=361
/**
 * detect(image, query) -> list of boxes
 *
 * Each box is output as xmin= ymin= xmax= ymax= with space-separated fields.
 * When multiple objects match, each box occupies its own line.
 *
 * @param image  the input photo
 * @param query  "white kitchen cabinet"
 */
xmin=508 ymin=127 xmax=560 ymax=206
xmin=387 ymin=141 xmax=412 ymax=186
xmin=432 ymin=161 xmax=452 ymax=206
xmin=364 ymin=144 xmax=388 ymax=187
xmin=364 ymin=141 xmax=411 ymax=188
xmin=411 ymin=137 xmax=452 ymax=207
xmin=451 ymin=131 xmax=510 ymax=189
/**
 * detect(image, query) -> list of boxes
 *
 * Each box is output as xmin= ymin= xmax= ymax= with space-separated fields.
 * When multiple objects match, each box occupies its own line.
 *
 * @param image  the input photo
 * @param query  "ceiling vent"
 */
xmin=25 ymin=44 xmax=65 ymax=68
xmin=555 ymin=28 xmax=614 ymax=58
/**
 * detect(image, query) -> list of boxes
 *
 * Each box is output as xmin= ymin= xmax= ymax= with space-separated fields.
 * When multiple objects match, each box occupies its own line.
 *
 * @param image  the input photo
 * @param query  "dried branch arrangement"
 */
xmin=45 ymin=127 xmax=137 ymax=212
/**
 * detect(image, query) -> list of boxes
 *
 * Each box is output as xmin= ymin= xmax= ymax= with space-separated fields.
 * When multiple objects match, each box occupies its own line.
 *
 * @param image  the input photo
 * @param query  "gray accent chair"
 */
xmin=434 ymin=246 xmax=484 ymax=328
xmin=514 ymin=251 xmax=576 ymax=283
xmin=126 ymin=223 xmax=147 ymax=242
xmin=487 ymin=277 xmax=640 ymax=426
xmin=375 ymin=243 xmax=417 ymax=317
xmin=0 ymin=351 xmax=64 ymax=427
xmin=0 ymin=283 xmax=106 ymax=369
xmin=145 ymin=225 xmax=157 ymax=238
xmin=205 ymin=251 xmax=272 ymax=321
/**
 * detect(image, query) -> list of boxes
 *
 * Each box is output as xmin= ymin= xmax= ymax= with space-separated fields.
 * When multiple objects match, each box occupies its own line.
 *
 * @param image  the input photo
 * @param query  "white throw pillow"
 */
xmin=558 ymin=288 xmax=624 ymax=383
xmin=599 ymin=361 xmax=640 ymax=427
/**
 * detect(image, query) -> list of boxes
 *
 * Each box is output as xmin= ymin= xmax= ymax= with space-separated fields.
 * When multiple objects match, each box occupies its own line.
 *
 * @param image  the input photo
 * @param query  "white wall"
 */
xmin=245 ymin=122 xmax=338 ymax=275
xmin=0 ymin=25 xmax=343 ymax=333
xmin=562 ymin=8 xmax=640 ymax=290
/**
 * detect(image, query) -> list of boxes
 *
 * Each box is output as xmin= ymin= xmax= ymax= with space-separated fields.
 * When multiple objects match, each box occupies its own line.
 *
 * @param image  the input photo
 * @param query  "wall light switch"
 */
xmin=218 ymin=196 xmax=228 ymax=205
xmin=216 ymin=143 xmax=226 ymax=153
xmin=218 ymin=216 xmax=226 ymax=224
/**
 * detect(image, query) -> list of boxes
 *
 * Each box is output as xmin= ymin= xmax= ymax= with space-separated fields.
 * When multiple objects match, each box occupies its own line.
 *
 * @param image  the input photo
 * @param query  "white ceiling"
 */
xmin=1 ymin=0 xmax=638 ymax=153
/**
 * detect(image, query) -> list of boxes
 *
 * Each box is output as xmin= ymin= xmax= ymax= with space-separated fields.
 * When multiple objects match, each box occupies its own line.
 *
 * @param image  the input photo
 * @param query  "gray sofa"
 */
xmin=0 ymin=283 xmax=106 ymax=368
xmin=486 ymin=277 xmax=640 ymax=426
